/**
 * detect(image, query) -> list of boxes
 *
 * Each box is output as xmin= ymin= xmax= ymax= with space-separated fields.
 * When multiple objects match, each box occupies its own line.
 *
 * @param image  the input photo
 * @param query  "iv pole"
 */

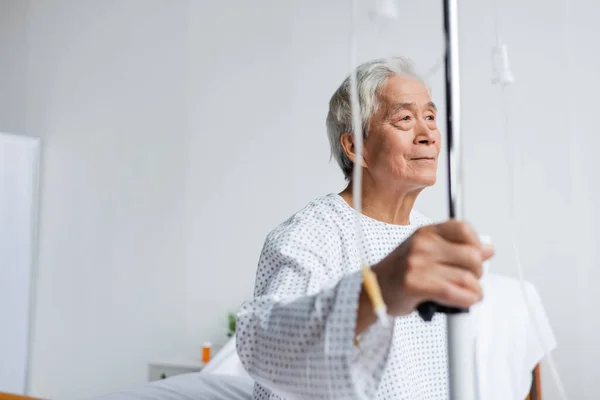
xmin=443 ymin=0 xmax=477 ymax=399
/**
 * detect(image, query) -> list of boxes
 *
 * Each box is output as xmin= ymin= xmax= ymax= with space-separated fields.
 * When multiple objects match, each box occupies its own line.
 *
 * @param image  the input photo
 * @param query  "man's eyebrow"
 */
xmin=388 ymin=101 xmax=437 ymax=115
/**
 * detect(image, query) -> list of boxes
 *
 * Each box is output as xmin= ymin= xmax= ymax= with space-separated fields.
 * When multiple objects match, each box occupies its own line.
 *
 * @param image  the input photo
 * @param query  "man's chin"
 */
xmin=388 ymin=173 xmax=437 ymax=190
xmin=413 ymin=174 xmax=437 ymax=188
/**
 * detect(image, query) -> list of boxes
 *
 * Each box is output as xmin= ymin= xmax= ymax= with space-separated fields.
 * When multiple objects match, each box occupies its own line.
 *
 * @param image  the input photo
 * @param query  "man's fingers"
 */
xmin=434 ymin=265 xmax=482 ymax=299
xmin=432 ymin=239 xmax=484 ymax=278
xmin=433 ymin=220 xmax=495 ymax=269
xmin=481 ymin=243 xmax=495 ymax=260
xmin=434 ymin=219 xmax=480 ymax=247
xmin=429 ymin=281 xmax=481 ymax=309
xmin=423 ymin=265 xmax=483 ymax=308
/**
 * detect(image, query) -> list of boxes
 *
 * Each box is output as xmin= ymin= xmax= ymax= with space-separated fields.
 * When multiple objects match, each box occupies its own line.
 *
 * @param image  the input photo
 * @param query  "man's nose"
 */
xmin=414 ymin=119 xmax=436 ymax=144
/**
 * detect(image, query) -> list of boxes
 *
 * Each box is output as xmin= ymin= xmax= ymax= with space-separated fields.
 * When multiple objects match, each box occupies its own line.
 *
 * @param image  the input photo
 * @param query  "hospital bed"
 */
xmin=0 ymin=337 xmax=541 ymax=400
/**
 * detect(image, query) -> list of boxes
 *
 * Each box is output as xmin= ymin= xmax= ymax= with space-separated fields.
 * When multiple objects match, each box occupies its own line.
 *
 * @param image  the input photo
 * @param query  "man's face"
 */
xmin=363 ymin=75 xmax=441 ymax=190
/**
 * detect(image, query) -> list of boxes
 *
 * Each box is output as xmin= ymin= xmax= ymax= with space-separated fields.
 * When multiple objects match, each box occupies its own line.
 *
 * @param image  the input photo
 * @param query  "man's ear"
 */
xmin=340 ymin=132 xmax=368 ymax=167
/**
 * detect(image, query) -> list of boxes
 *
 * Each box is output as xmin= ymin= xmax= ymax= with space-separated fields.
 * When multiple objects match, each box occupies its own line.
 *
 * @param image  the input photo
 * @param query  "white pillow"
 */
xmin=202 ymin=336 xmax=253 ymax=383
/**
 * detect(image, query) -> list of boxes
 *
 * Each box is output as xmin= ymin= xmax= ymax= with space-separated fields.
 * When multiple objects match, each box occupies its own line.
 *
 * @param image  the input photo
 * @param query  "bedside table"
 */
xmin=148 ymin=359 xmax=205 ymax=381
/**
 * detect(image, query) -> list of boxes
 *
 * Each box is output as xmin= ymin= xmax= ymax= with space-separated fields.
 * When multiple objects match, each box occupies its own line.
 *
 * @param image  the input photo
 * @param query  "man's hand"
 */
xmin=356 ymin=220 xmax=494 ymax=334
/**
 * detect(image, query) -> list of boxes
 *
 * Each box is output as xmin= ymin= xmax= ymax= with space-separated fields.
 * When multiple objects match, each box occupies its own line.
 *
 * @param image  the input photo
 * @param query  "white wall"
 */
xmin=0 ymin=0 xmax=28 ymax=132
xmin=2 ymin=0 xmax=599 ymax=399
xmin=0 ymin=1 xmax=190 ymax=398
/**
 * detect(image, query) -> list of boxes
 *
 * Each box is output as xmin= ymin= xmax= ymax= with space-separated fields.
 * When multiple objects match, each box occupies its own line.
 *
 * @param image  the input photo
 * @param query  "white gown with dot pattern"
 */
xmin=237 ymin=194 xmax=448 ymax=399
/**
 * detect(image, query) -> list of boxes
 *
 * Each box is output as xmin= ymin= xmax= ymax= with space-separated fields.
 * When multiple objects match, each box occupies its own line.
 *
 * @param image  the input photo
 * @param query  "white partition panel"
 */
xmin=0 ymin=133 xmax=40 ymax=394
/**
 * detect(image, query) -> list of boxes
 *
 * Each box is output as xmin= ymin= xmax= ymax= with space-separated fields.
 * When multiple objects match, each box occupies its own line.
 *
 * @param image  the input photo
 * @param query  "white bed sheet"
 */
xmin=90 ymin=337 xmax=254 ymax=400
xmin=89 ymin=373 xmax=253 ymax=400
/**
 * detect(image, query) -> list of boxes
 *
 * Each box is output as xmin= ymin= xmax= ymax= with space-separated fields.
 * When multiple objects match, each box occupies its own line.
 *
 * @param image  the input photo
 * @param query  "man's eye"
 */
xmin=425 ymin=115 xmax=435 ymax=121
xmin=400 ymin=116 xmax=410 ymax=121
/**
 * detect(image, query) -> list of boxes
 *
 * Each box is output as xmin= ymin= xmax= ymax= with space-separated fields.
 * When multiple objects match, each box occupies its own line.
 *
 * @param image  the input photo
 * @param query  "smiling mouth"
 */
xmin=410 ymin=157 xmax=436 ymax=161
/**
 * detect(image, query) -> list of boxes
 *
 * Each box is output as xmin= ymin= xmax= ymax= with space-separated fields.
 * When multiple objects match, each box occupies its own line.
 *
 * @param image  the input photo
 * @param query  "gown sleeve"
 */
xmin=236 ymin=216 xmax=395 ymax=399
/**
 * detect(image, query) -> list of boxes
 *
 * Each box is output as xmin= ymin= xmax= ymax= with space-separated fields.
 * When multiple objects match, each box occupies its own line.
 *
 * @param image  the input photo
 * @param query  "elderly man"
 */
xmin=236 ymin=57 xmax=552 ymax=400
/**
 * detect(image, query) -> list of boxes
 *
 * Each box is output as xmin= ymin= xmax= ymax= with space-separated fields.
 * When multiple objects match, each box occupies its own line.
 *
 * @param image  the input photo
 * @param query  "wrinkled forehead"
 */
xmin=376 ymin=75 xmax=434 ymax=117
xmin=378 ymin=75 xmax=432 ymax=106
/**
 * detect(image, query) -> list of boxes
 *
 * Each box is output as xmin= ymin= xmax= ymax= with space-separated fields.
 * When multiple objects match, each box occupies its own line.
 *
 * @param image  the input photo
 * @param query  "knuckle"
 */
xmin=404 ymin=258 xmax=432 ymax=286
xmin=457 ymin=270 xmax=472 ymax=287
xmin=410 ymin=230 xmax=433 ymax=253
xmin=410 ymin=228 xmax=426 ymax=244
xmin=439 ymin=284 xmax=455 ymax=302
xmin=416 ymin=225 xmax=432 ymax=234
xmin=445 ymin=219 xmax=462 ymax=231
xmin=466 ymin=247 xmax=481 ymax=267
xmin=457 ymin=221 xmax=474 ymax=237
xmin=474 ymin=264 xmax=483 ymax=278
xmin=403 ymin=273 xmax=418 ymax=292
xmin=410 ymin=238 xmax=428 ymax=256
xmin=405 ymin=255 xmax=424 ymax=275
xmin=467 ymin=249 xmax=484 ymax=277
xmin=415 ymin=225 xmax=435 ymax=239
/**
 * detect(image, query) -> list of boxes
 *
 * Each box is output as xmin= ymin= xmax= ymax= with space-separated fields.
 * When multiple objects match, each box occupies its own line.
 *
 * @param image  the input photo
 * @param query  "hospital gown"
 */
xmin=236 ymin=194 xmax=549 ymax=399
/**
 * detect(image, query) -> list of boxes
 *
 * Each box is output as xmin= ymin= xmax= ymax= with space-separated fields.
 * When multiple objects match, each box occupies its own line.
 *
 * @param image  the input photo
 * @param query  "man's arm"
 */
xmin=236 ymin=245 xmax=395 ymax=400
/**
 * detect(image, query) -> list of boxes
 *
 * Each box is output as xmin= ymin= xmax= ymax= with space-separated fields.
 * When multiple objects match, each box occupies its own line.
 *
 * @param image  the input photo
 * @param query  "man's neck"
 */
xmin=339 ymin=179 xmax=421 ymax=226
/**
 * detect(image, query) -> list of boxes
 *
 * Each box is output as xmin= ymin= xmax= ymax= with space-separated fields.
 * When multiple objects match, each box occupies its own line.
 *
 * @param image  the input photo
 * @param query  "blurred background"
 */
xmin=1 ymin=0 xmax=598 ymax=399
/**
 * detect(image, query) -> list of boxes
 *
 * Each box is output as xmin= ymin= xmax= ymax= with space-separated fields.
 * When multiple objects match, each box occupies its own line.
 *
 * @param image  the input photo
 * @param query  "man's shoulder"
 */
xmin=267 ymin=194 xmax=349 ymax=239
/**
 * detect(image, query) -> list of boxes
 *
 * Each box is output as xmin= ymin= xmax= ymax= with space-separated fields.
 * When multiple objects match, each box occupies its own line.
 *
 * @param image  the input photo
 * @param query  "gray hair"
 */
xmin=326 ymin=56 xmax=428 ymax=180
